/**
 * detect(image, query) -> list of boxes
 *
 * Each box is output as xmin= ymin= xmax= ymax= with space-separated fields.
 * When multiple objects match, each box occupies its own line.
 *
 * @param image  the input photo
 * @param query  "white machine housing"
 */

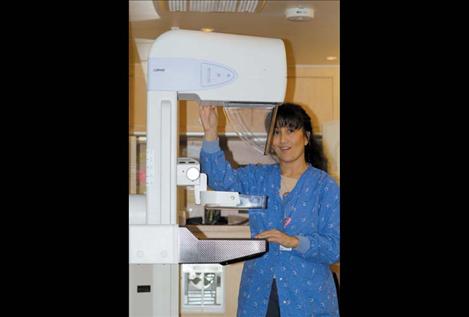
xmin=148 ymin=29 xmax=287 ymax=103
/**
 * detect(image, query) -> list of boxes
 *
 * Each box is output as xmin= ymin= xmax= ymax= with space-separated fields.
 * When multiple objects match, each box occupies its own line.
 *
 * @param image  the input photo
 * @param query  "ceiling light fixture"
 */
xmin=285 ymin=7 xmax=314 ymax=22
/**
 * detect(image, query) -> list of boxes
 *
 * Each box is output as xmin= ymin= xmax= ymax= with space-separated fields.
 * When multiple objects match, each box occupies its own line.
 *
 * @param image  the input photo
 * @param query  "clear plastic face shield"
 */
xmin=221 ymin=102 xmax=279 ymax=156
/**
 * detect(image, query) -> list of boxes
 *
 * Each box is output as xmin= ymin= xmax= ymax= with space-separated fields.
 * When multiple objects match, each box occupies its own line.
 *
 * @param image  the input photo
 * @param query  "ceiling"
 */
xmin=129 ymin=0 xmax=339 ymax=66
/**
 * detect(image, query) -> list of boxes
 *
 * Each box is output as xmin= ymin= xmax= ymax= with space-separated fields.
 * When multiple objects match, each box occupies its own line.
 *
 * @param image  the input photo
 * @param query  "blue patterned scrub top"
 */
xmin=200 ymin=140 xmax=340 ymax=317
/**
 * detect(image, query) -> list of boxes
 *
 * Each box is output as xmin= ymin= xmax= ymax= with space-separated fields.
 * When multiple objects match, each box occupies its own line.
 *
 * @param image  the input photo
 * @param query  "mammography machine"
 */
xmin=129 ymin=29 xmax=287 ymax=316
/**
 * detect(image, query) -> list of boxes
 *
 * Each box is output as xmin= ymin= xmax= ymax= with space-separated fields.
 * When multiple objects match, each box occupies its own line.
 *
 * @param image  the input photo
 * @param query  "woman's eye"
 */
xmin=288 ymin=128 xmax=295 ymax=133
xmin=274 ymin=130 xmax=280 ymax=135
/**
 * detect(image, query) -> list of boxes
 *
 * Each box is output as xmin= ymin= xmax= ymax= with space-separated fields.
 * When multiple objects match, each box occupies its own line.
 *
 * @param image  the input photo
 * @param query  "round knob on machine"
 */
xmin=186 ymin=167 xmax=200 ymax=181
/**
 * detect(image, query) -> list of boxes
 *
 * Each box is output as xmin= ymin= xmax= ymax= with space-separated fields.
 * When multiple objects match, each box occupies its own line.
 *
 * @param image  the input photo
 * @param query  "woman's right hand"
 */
xmin=199 ymin=105 xmax=218 ymax=141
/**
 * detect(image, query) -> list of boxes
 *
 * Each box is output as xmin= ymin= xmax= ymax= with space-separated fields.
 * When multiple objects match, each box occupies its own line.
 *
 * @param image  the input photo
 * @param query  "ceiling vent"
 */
xmin=158 ymin=0 xmax=266 ymax=13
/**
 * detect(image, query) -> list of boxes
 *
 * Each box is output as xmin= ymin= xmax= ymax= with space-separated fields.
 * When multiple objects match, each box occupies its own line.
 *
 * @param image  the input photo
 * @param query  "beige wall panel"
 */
xmin=287 ymin=77 xmax=333 ymax=133
xmin=286 ymin=66 xmax=339 ymax=133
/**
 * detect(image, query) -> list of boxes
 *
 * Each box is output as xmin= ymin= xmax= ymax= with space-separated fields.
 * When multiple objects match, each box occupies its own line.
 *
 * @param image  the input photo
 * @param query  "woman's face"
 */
xmin=271 ymin=126 xmax=308 ymax=165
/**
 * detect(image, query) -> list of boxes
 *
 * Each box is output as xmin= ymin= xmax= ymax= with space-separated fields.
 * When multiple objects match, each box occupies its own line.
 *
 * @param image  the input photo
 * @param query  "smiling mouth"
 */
xmin=279 ymin=146 xmax=291 ymax=151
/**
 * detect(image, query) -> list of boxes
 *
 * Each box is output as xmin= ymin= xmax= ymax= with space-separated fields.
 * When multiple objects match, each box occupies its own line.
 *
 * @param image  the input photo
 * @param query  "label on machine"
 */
xmin=148 ymin=58 xmax=237 ymax=91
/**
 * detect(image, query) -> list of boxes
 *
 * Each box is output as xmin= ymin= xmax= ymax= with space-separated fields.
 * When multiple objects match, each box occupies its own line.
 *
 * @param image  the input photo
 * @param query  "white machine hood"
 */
xmin=147 ymin=29 xmax=287 ymax=104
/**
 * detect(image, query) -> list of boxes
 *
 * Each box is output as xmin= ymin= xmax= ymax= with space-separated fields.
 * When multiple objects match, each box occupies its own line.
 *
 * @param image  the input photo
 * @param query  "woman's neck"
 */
xmin=280 ymin=160 xmax=309 ymax=179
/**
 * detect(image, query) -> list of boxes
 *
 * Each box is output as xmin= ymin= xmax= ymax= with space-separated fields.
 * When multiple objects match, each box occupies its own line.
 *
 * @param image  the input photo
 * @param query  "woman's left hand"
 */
xmin=255 ymin=229 xmax=299 ymax=248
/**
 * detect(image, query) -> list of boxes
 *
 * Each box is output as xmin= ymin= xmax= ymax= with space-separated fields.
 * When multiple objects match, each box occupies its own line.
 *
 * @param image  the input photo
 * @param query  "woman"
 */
xmin=199 ymin=103 xmax=340 ymax=317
